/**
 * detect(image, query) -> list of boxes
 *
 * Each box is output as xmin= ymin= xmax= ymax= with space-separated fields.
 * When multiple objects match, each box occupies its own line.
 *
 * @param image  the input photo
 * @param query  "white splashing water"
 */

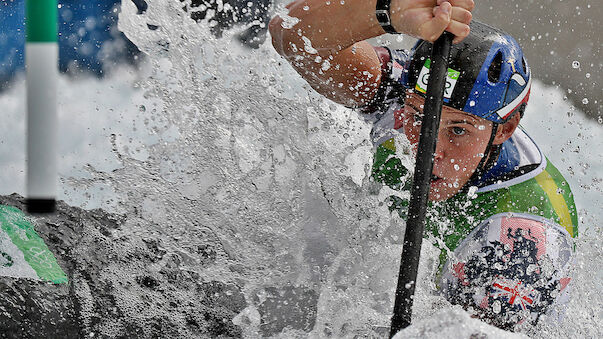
xmin=0 ymin=0 xmax=601 ymax=337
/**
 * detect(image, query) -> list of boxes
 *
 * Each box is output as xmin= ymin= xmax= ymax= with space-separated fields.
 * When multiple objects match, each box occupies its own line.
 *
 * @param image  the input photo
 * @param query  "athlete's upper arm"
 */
xmin=282 ymin=40 xmax=383 ymax=108
xmin=440 ymin=212 xmax=574 ymax=329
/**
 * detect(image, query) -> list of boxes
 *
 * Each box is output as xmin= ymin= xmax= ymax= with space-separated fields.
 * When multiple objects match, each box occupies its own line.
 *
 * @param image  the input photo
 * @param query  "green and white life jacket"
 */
xmin=372 ymin=127 xmax=578 ymax=251
xmin=372 ymin=127 xmax=577 ymax=326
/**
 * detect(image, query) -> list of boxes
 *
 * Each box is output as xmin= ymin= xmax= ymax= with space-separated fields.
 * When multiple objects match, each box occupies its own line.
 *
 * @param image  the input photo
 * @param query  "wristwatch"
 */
xmin=376 ymin=0 xmax=399 ymax=34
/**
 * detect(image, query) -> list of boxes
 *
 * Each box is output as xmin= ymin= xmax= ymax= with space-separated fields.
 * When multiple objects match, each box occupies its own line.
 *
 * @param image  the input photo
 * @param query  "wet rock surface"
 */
xmin=0 ymin=194 xmax=247 ymax=338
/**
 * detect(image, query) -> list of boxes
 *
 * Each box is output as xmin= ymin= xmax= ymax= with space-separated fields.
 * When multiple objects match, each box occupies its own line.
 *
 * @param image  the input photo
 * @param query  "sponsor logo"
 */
xmin=415 ymin=58 xmax=460 ymax=102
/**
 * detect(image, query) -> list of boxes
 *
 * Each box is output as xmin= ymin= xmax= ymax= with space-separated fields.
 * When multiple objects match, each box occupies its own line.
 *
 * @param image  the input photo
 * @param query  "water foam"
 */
xmin=0 ymin=0 xmax=600 ymax=336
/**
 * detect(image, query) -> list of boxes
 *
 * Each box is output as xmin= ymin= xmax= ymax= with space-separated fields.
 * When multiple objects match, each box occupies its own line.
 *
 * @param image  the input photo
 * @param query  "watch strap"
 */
xmin=376 ymin=0 xmax=399 ymax=34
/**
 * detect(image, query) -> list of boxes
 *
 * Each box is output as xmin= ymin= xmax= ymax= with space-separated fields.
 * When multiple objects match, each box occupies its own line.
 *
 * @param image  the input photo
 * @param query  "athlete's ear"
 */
xmin=492 ymin=111 xmax=521 ymax=145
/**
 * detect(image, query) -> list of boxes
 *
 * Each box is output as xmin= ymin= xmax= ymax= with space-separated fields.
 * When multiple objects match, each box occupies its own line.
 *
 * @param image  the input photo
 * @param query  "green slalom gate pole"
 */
xmin=25 ymin=0 xmax=58 ymax=213
xmin=389 ymin=32 xmax=453 ymax=337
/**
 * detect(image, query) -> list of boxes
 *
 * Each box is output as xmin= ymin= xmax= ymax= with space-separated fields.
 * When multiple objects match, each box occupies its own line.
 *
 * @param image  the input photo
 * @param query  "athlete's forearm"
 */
xmin=268 ymin=0 xmax=473 ymax=107
xmin=269 ymin=0 xmax=391 ymax=107
xmin=269 ymin=0 xmax=386 ymax=59
xmin=270 ymin=0 xmax=473 ymax=60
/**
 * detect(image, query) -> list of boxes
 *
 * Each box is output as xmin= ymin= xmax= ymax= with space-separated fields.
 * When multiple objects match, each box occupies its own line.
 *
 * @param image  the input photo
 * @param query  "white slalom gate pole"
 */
xmin=26 ymin=0 xmax=58 ymax=213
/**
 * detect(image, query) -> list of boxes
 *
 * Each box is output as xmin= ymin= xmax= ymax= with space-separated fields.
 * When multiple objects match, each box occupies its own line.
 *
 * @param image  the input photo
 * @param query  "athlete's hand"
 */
xmin=391 ymin=0 xmax=474 ymax=44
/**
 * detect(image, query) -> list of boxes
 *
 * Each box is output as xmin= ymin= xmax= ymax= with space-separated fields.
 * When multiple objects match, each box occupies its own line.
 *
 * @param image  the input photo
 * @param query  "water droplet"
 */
xmin=572 ymin=60 xmax=580 ymax=69
xmin=454 ymin=164 xmax=460 ymax=171
xmin=452 ymin=182 xmax=459 ymax=188
xmin=477 ymin=125 xmax=486 ymax=130
xmin=582 ymin=98 xmax=589 ymax=104
xmin=139 ymin=105 xmax=146 ymax=112
xmin=450 ymin=159 xmax=455 ymax=163
xmin=598 ymin=117 xmax=602 ymax=124
xmin=303 ymin=5 xmax=309 ymax=10
xmin=567 ymin=111 xmax=574 ymax=117
xmin=469 ymin=100 xmax=476 ymax=107
xmin=586 ymin=73 xmax=591 ymax=78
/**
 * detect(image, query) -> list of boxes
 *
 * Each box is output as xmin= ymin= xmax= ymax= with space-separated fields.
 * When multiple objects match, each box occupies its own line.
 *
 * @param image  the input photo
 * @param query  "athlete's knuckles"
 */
xmin=450 ymin=24 xmax=469 ymax=37
xmin=451 ymin=8 xmax=471 ymax=22
xmin=464 ymin=10 xmax=472 ymax=23
xmin=456 ymin=0 xmax=475 ymax=11
xmin=460 ymin=25 xmax=470 ymax=37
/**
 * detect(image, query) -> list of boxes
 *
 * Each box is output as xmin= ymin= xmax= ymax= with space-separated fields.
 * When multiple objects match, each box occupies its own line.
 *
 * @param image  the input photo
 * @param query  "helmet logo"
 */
xmin=507 ymin=58 xmax=517 ymax=73
xmin=415 ymin=58 xmax=461 ymax=102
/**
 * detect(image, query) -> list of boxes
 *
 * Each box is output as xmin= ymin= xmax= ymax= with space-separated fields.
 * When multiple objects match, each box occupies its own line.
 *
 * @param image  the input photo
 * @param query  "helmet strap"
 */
xmin=457 ymin=122 xmax=500 ymax=195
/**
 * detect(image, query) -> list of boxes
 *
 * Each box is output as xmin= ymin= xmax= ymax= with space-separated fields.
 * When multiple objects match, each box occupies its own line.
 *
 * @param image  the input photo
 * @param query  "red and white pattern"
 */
xmin=499 ymin=216 xmax=547 ymax=260
xmin=452 ymin=262 xmax=470 ymax=286
xmin=491 ymin=276 xmax=539 ymax=312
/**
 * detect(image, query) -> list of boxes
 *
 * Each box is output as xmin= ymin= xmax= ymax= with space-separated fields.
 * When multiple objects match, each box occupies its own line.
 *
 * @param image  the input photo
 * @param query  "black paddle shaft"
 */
xmin=390 ymin=32 xmax=453 ymax=337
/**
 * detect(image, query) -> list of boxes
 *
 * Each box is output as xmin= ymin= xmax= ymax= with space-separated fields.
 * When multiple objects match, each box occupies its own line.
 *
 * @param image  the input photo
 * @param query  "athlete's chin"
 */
xmin=428 ymin=190 xmax=449 ymax=202
xmin=428 ymin=181 xmax=459 ymax=202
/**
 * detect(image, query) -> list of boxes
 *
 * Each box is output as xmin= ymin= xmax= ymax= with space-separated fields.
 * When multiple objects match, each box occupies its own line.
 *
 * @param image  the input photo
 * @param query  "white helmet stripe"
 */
xmin=496 ymin=74 xmax=532 ymax=119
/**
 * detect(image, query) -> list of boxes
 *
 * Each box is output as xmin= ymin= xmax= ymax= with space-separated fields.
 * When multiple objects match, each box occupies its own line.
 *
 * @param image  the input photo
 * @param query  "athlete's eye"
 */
xmin=451 ymin=127 xmax=466 ymax=136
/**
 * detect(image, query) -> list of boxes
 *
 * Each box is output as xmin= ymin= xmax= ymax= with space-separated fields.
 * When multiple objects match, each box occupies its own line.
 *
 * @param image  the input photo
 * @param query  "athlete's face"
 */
xmin=402 ymin=92 xmax=495 ymax=201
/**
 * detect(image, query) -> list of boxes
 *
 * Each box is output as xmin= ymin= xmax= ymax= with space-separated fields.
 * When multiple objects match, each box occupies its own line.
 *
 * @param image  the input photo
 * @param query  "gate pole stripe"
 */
xmin=25 ymin=0 xmax=58 ymax=209
xmin=26 ymin=0 xmax=58 ymax=43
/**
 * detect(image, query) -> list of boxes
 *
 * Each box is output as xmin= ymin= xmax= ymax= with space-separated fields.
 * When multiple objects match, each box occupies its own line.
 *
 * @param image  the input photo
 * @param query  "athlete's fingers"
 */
xmin=450 ymin=7 xmax=472 ymax=25
xmin=432 ymin=3 xmax=471 ymax=43
xmin=420 ymin=2 xmax=452 ymax=42
xmin=446 ymin=20 xmax=471 ymax=43
xmin=443 ymin=0 xmax=475 ymax=12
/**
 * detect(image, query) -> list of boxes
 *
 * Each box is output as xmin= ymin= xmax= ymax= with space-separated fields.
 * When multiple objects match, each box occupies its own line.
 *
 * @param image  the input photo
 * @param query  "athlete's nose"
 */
xmin=433 ymin=138 xmax=445 ymax=161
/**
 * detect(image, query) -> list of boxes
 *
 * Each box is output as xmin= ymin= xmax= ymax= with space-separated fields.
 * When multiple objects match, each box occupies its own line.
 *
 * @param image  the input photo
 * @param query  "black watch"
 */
xmin=376 ymin=0 xmax=399 ymax=34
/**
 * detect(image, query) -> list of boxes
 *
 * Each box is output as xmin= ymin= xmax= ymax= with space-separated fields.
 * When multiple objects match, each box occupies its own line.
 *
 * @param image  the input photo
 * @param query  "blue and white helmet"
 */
xmin=403 ymin=20 xmax=532 ymax=124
